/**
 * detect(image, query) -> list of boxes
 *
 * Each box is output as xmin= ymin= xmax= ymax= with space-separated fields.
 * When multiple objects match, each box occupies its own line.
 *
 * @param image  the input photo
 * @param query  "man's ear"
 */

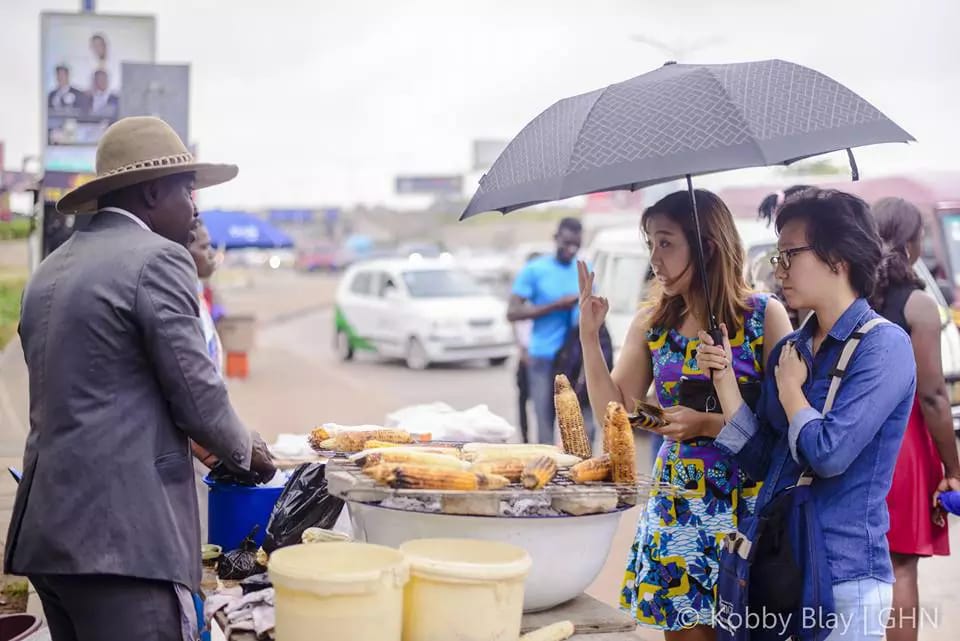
xmin=142 ymin=180 xmax=161 ymax=208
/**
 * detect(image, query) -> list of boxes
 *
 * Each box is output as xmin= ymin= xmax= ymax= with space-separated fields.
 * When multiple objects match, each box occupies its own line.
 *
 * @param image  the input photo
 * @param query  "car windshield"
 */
xmin=605 ymin=255 xmax=650 ymax=314
xmin=402 ymin=269 xmax=486 ymax=298
xmin=941 ymin=212 xmax=960 ymax=287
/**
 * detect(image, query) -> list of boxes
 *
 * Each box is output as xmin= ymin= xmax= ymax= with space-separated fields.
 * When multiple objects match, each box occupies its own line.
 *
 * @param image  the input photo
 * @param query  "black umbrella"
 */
xmin=462 ymin=59 xmax=914 ymax=331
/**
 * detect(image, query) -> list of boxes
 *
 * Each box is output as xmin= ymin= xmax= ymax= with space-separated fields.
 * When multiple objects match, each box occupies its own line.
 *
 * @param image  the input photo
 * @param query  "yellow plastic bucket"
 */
xmin=269 ymin=542 xmax=409 ymax=641
xmin=399 ymin=538 xmax=532 ymax=641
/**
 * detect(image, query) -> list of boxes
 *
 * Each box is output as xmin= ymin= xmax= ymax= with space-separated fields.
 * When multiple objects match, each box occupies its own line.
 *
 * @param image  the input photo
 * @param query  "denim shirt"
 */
xmin=715 ymin=298 xmax=915 ymax=584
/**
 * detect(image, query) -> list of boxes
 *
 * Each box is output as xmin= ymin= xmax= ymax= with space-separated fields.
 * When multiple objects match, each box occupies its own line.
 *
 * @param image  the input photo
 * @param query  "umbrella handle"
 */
xmin=846 ymin=148 xmax=859 ymax=182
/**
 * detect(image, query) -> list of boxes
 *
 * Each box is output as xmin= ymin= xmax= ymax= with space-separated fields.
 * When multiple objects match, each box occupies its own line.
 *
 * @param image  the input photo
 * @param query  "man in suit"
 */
xmin=6 ymin=116 xmax=276 ymax=641
xmin=86 ymin=69 xmax=120 ymax=120
xmin=47 ymin=64 xmax=86 ymax=114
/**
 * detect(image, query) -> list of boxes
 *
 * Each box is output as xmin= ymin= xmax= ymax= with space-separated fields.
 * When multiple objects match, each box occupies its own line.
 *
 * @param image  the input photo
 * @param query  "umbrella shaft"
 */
xmin=686 ymin=175 xmax=717 ymax=331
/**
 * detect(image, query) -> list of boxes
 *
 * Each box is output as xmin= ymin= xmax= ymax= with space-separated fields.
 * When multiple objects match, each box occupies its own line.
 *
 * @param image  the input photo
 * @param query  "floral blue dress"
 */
xmin=620 ymin=293 xmax=769 ymax=630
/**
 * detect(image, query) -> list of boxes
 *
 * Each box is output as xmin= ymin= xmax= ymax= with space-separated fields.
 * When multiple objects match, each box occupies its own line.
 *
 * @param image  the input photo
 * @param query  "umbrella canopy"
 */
xmin=461 ymin=59 xmax=913 ymax=220
xmin=200 ymin=210 xmax=294 ymax=250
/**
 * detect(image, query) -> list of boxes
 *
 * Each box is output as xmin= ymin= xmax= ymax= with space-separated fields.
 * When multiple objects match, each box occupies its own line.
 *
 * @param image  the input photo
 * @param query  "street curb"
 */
xmin=260 ymin=304 xmax=331 ymax=327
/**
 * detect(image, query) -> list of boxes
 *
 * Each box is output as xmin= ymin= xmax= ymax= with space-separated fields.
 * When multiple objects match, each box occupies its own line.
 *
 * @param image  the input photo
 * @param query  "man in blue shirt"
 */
xmin=508 ymin=218 xmax=593 ymax=444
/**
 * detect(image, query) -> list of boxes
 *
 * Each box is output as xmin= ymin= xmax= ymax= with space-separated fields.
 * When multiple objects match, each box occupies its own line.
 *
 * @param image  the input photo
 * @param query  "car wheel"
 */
xmin=336 ymin=330 xmax=354 ymax=361
xmin=489 ymin=356 xmax=509 ymax=367
xmin=405 ymin=337 xmax=430 ymax=370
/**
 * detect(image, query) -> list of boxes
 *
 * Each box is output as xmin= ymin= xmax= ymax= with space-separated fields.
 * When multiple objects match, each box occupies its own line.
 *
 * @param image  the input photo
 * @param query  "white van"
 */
xmin=334 ymin=257 xmax=515 ymax=369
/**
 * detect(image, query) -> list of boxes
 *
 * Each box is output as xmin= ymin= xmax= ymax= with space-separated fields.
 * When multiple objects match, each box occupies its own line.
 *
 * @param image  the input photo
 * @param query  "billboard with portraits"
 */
xmin=41 ymin=12 xmax=156 ymax=172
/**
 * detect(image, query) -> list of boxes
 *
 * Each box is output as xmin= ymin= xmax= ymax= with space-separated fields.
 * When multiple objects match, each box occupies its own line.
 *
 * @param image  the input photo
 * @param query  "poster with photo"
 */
xmin=41 ymin=12 xmax=155 ymax=171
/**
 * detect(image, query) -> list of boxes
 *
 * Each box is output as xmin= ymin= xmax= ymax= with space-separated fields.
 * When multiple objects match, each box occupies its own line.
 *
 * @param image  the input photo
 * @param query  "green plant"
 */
xmin=0 ymin=218 xmax=32 ymax=241
xmin=0 ymin=273 xmax=25 ymax=349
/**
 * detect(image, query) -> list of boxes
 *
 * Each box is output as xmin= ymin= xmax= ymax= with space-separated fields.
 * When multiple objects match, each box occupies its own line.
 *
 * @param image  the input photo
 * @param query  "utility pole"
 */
xmin=628 ymin=34 xmax=725 ymax=62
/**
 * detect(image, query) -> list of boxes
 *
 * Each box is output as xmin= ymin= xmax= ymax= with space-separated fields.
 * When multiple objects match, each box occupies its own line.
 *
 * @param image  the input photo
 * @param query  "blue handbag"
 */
xmin=715 ymin=318 xmax=887 ymax=641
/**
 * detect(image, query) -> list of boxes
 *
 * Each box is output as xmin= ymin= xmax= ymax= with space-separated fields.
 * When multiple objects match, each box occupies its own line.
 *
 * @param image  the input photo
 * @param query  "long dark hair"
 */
xmin=641 ymin=189 xmax=750 ymax=333
xmin=869 ymin=197 xmax=925 ymax=310
xmin=758 ymin=185 xmax=812 ymax=226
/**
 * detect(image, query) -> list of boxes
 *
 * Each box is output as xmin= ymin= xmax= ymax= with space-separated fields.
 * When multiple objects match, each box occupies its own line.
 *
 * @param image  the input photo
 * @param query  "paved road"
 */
xmin=226 ymin=307 xmax=525 ymax=439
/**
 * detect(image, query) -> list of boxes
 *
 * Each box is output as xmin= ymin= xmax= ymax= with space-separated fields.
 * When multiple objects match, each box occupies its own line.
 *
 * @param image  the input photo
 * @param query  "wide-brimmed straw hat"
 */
xmin=57 ymin=116 xmax=238 ymax=214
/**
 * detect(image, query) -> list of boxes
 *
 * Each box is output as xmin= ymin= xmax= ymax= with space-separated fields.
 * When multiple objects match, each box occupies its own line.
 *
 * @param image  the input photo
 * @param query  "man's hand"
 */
xmin=552 ymin=294 xmax=580 ymax=312
xmin=250 ymin=432 xmax=277 ymax=484
xmin=191 ymin=441 xmax=219 ymax=469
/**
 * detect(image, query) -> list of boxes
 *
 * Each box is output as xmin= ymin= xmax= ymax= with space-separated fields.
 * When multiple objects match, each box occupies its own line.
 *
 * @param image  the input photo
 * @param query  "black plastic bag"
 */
xmin=240 ymin=573 xmax=273 ymax=595
xmin=218 ymin=526 xmax=266 ymax=580
xmin=261 ymin=462 xmax=345 ymax=554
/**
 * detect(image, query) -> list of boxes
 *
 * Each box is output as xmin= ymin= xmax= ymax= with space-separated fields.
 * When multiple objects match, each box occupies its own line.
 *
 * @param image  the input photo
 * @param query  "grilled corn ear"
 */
xmin=362 ymin=450 xmax=470 ymax=470
xmin=520 ymin=620 xmax=575 ymax=641
xmin=476 ymin=473 xmax=512 ymax=490
xmin=521 ymin=456 xmax=558 ymax=490
xmin=307 ymin=426 xmax=330 ymax=450
xmin=555 ymin=374 xmax=592 ymax=459
xmin=471 ymin=459 xmax=525 ymax=482
xmin=472 ymin=450 xmax=581 ymax=468
xmin=379 ymin=464 xmax=480 ymax=491
xmin=321 ymin=429 xmax=414 ymax=452
xmin=605 ymin=402 xmax=637 ymax=485
xmin=570 ymin=455 xmax=612 ymax=483
xmin=461 ymin=443 xmax=559 ymax=458
xmin=363 ymin=439 xmax=404 ymax=449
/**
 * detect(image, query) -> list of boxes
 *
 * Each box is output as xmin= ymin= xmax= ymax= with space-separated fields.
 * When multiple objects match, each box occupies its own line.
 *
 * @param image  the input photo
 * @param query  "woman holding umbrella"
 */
xmin=697 ymin=189 xmax=916 ymax=640
xmin=579 ymin=188 xmax=793 ymax=638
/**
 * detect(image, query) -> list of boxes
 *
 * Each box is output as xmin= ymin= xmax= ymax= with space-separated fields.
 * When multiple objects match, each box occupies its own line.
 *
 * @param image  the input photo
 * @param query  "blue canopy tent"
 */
xmin=200 ymin=210 xmax=294 ymax=250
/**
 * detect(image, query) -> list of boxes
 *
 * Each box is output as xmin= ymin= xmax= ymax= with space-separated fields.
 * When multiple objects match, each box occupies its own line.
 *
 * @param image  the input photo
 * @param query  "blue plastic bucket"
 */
xmin=203 ymin=476 xmax=284 ymax=551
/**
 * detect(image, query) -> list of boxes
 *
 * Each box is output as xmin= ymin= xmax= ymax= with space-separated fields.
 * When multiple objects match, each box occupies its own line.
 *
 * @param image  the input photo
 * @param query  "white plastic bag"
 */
xmin=384 ymin=403 xmax=515 ymax=442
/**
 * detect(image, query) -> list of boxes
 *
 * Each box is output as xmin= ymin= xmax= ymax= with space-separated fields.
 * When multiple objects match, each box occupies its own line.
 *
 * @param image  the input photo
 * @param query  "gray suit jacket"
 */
xmin=5 ymin=211 xmax=252 ymax=590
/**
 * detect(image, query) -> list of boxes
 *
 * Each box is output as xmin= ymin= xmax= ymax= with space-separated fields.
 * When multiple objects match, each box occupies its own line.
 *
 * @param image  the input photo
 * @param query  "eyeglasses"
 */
xmin=769 ymin=246 xmax=813 ymax=270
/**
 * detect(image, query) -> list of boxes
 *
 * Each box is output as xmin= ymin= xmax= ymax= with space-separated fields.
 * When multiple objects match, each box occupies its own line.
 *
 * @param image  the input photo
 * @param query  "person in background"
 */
xmin=512 ymin=251 xmax=543 ymax=442
xmin=47 ymin=64 xmax=85 ymax=115
xmin=869 ymin=197 xmax=960 ymax=641
xmin=508 ymin=218 xmax=593 ymax=444
xmin=698 ymin=189 xmax=916 ymax=641
xmin=189 ymin=219 xmax=224 ymax=374
xmin=754 ymin=184 xmax=813 ymax=329
xmin=579 ymin=189 xmax=792 ymax=638
xmin=86 ymin=70 xmax=119 ymax=120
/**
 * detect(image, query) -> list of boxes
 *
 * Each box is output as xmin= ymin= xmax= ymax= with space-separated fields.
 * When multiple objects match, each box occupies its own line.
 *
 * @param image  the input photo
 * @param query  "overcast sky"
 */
xmin=2 ymin=0 xmax=958 ymax=210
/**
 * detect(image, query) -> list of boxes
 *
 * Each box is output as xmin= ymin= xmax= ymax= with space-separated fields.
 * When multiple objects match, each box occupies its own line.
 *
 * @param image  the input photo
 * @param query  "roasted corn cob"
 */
xmin=363 ymin=439 xmax=404 ymax=449
xmin=307 ymin=426 xmax=330 ymax=450
xmin=319 ymin=429 xmax=414 ymax=452
xmin=554 ymin=374 xmax=592 ymax=459
xmin=605 ymin=402 xmax=637 ymax=485
xmin=361 ymin=450 xmax=470 ymax=471
xmin=520 ymin=620 xmax=575 ymax=641
xmin=471 ymin=450 xmax=582 ymax=468
xmin=461 ymin=443 xmax=559 ymax=457
xmin=570 ymin=455 xmax=612 ymax=484
xmin=379 ymin=464 xmax=480 ymax=491
xmin=476 ymin=473 xmax=512 ymax=490
xmin=471 ymin=459 xmax=526 ymax=482
xmin=522 ymin=456 xmax=558 ymax=490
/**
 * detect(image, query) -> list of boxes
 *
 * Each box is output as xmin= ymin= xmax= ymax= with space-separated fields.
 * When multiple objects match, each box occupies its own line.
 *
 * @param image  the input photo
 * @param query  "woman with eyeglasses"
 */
xmin=697 ymin=188 xmax=917 ymax=640
xmin=869 ymin=197 xmax=960 ymax=641
xmin=578 ymin=189 xmax=793 ymax=640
